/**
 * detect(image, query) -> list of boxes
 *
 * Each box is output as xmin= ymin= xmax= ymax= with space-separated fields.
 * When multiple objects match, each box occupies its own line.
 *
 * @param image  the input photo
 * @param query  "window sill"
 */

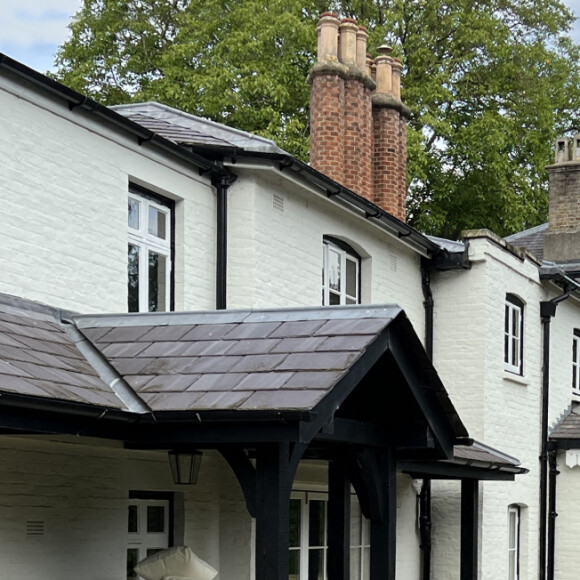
xmin=572 ymin=390 xmax=580 ymax=402
xmin=503 ymin=372 xmax=529 ymax=387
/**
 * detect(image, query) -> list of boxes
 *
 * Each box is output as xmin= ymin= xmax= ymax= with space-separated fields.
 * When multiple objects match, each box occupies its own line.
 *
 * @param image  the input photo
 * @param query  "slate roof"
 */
xmin=505 ymin=222 xmax=548 ymax=261
xmin=0 ymin=296 xmax=124 ymax=409
xmin=550 ymin=402 xmax=580 ymax=442
xmin=111 ymin=102 xmax=286 ymax=154
xmin=74 ymin=306 xmax=400 ymax=413
xmin=452 ymin=440 xmax=526 ymax=472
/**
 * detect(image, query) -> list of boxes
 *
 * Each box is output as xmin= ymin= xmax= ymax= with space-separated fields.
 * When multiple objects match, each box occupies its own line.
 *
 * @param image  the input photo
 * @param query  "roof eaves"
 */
xmin=0 ymin=54 xmax=230 ymax=181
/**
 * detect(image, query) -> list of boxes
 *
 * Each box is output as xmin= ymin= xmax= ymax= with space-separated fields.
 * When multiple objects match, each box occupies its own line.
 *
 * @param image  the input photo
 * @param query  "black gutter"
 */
xmin=547 ymin=449 xmax=559 ymax=580
xmin=0 ymin=53 xmax=230 ymax=181
xmin=213 ymin=174 xmax=237 ymax=310
xmin=539 ymin=285 xmax=571 ymax=580
xmin=419 ymin=265 xmax=434 ymax=580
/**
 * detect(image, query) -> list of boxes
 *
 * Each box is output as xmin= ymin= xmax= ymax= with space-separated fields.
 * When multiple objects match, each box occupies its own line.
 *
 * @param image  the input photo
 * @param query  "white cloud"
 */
xmin=0 ymin=0 xmax=82 ymax=47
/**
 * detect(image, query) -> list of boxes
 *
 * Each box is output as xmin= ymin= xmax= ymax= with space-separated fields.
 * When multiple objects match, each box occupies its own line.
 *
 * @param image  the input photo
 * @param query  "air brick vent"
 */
xmin=26 ymin=520 xmax=45 ymax=536
xmin=273 ymin=193 xmax=285 ymax=213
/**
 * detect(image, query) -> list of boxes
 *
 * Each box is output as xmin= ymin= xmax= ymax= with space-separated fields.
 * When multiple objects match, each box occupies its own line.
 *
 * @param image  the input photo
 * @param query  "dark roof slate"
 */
xmin=76 ymin=307 xmax=393 ymax=412
xmin=0 ymin=296 xmax=124 ymax=409
xmin=504 ymin=223 xmax=547 ymax=261
xmin=550 ymin=403 xmax=580 ymax=440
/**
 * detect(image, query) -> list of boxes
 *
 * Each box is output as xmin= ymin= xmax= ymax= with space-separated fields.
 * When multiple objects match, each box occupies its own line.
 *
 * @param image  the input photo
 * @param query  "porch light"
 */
xmin=168 ymin=450 xmax=202 ymax=485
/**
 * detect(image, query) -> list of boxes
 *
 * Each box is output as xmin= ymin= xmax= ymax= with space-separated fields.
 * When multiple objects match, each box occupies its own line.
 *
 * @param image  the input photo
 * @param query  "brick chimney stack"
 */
xmin=308 ymin=13 xmax=411 ymax=221
xmin=544 ymin=136 xmax=580 ymax=261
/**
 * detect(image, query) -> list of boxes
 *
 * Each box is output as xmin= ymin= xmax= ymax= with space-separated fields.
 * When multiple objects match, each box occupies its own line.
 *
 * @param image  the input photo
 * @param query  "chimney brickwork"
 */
xmin=308 ymin=14 xmax=411 ymax=221
xmin=545 ymin=136 xmax=580 ymax=261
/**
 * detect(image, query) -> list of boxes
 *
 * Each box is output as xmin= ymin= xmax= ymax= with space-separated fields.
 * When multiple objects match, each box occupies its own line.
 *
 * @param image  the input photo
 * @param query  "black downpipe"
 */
xmin=547 ymin=449 xmax=559 ymax=580
xmin=539 ymin=288 xmax=570 ymax=580
xmin=213 ymin=175 xmax=236 ymax=310
xmin=420 ymin=266 xmax=434 ymax=580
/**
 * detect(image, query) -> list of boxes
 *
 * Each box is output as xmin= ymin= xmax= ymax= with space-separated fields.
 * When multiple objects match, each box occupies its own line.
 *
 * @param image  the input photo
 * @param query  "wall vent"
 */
xmin=390 ymin=254 xmax=398 ymax=272
xmin=26 ymin=520 xmax=45 ymax=536
xmin=272 ymin=193 xmax=284 ymax=213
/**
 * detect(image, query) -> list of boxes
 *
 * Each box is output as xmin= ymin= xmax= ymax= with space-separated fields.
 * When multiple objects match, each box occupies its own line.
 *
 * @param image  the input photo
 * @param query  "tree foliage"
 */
xmin=55 ymin=0 xmax=580 ymax=238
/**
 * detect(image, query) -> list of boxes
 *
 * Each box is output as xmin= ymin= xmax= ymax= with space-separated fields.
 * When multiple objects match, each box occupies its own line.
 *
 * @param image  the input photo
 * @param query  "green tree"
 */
xmin=55 ymin=0 xmax=580 ymax=238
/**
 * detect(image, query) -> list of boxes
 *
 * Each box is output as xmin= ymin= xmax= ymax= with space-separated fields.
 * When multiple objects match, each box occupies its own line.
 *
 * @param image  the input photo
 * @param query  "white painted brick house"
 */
xmin=3 ymin=12 xmax=579 ymax=580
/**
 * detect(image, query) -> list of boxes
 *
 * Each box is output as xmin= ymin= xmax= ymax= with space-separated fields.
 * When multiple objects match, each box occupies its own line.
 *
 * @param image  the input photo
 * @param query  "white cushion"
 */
xmin=162 ymin=577 xmax=194 ymax=580
xmin=134 ymin=546 xmax=218 ymax=580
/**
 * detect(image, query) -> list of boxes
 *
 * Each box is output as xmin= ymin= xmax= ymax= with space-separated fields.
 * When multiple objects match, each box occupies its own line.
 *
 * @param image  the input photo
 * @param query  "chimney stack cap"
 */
xmin=377 ymin=45 xmax=393 ymax=56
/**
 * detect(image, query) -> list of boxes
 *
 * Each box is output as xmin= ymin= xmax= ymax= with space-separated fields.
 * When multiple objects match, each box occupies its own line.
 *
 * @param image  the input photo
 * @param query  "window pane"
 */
xmin=345 ymin=258 xmax=357 ymax=298
xmin=289 ymin=550 xmax=300 ymax=580
xmin=128 ymin=505 xmax=138 ymax=533
xmin=147 ymin=548 xmax=164 ymax=557
xmin=127 ymin=548 xmax=139 ymax=579
xmin=149 ymin=251 xmax=167 ymax=312
xmin=327 ymin=249 xmax=341 ymax=293
xmin=308 ymin=500 xmax=325 ymax=547
xmin=289 ymin=499 xmax=301 ymax=548
xmin=128 ymin=198 xmax=140 ymax=229
xmin=128 ymin=244 xmax=140 ymax=313
xmin=308 ymin=549 xmax=325 ymax=580
xmin=147 ymin=506 xmax=165 ymax=533
xmin=329 ymin=292 xmax=340 ymax=306
xmin=149 ymin=206 xmax=167 ymax=240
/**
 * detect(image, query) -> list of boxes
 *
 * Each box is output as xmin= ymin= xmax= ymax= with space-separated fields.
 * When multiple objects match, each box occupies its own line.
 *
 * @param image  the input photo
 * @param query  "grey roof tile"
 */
xmin=228 ymin=354 xmax=288 ymax=373
xmin=319 ymin=334 xmax=375 ymax=351
xmin=270 ymin=337 xmax=327 ymax=353
xmin=185 ymin=373 xmax=250 ymax=392
xmin=283 ymin=371 xmax=343 ymax=389
xmin=180 ymin=324 xmax=234 ymax=341
xmin=139 ymin=340 xmax=234 ymax=358
xmin=234 ymin=372 xmax=294 ymax=391
xmin=193 ymin=390 xmax=253 ymax=410
xmin=239 ymin=389 xmax=327 ymax=410
xmin=101 ymin=341 xmax=153 ymax=358
xmin=98 ymin=326 xmax=155 ymax=343
xmin=269 ymin=320 xmax=326 ymax=338
xmin=139 ymin=374 xmax=202 ymax=393
xmin=137 ymin=325 xmax=192 ymax=342
xmin=0 ymin=359 xmax=33 ymax=377
xmin=226 ymin=338 xmax=281 ymax=356
xmin=223 ymin=322 xmax=282 ymax=340
xmin=315 ymin=318 xmax=390 ymax=336
xmin=81 ymin=327 xmax=113 ymax=342
xmin=141 ymin=391 xmax=204 ymax=410
xmin=0 ymin=333 xmax=27 ymax=348
xmin=277 ymin=352 xmax=359 ymax=372
xmin=0 ymin=375 xmax=49 ymax=397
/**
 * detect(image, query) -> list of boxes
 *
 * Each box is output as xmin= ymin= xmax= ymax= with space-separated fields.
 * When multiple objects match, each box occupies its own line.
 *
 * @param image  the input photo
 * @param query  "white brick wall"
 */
xmin=0 ymin=75 xmax=215 ymax=314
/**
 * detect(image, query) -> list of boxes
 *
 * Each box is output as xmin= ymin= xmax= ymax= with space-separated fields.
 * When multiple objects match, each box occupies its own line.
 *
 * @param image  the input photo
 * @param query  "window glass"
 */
xmin=128 ymin=198 xmax=140 ymax=230
xmin=322 ymin=238 xmax=361 ymax=306
xmin=128 ymin=505 xmax=138 ymax=534
xmin=128 ymin=190 xmax=172 ymax=313
xmin=147 ymin=506 xmax=166 ymax=533
xmin=505 ymin=295 xmax=523 ymax=375
xmin=508 ymin=505 xmax=520 ymax=580
xmin=573 ymin=331 xmax=580 ymax=393
xmin=127 ymin=548 xmax=139 ymax=579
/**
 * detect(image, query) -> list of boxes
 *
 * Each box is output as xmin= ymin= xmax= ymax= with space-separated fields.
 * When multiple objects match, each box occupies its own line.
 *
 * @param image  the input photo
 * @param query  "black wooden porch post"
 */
xmin=255 ymin=443 xmax=293 ymax=580
xmin=460 ymin=479 xmax=479 ymax=580
xmin=370 ymin=448 xmax=397 ymax=580
xmin=328 ymin=459 xmax=351 ymax=580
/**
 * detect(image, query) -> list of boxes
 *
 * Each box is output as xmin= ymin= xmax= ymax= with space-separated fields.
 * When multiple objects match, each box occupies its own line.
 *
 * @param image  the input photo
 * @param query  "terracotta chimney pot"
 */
xmin=316 ymin=13 xmax=340 ymax=62
xmin=374 ymin=46 xmax=393 ymax=94
xmin=356 ymin=27 xmax=369 ymax=71
xmin=339 ymin=19 xmax=359 ymax=65
xmin=391 ymin=57 xmax=403 ymax=100
xmin=366 ymin=53 xmax=373 ymax=78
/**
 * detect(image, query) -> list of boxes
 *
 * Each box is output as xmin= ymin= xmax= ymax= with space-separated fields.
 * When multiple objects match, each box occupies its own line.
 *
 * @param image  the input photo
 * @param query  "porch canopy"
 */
xmin=0 ymin=294 xmax=523 ymax=580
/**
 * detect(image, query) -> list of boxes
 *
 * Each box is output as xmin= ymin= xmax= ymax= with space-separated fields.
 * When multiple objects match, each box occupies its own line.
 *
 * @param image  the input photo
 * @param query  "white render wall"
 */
xmin=0 ymin=73 xmax=216 ymax=315
xmin=431 ymin=235 xmax=580 ymax=580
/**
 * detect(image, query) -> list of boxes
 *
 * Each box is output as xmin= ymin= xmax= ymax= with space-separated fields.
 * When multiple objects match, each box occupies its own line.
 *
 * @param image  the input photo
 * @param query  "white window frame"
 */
xmin=127 ymin=498 xmax=170 ymax=579
xmin=128 ymin=190 xmax=172 ymax=313
xmin=322 ymin=238 xmax=361 ymax=306
xmin=289 ymin=491 xmax=369 ymax=580
xmin=505 ymin=295 xmax=524 ymax=375
xmin=508 ymin=505 xmax=520 ymax=580
xmin=573 ymin=330 xmax=580 ymax=394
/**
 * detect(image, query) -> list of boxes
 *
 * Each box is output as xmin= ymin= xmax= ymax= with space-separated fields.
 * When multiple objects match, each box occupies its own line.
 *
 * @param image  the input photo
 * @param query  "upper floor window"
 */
xmin=573 ymin=330 xmax=580 ymax=394
xmin=322 ymin=237 xmax=360 ymax=305
xmin=504 ymin=294 xmax=524 ymax=375
xmin=128 ymin=186 xmax=173 ymax=313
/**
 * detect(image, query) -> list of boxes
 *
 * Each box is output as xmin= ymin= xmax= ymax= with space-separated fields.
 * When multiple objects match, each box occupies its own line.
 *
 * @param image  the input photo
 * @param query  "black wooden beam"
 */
xmin=255 ymin=443 xmax=293 ymax=580
xmin=460 ymin=479 xmax=479 ymax=580
xmin=370 ymin=448 xmax=397 ymax=580
xmin=400 ymin=461 xmax=517 ymax=481
xmin=219 ymin=448 xmax=256 ymax=517
xmin=328 ymin=459 xmax=350 ymax=580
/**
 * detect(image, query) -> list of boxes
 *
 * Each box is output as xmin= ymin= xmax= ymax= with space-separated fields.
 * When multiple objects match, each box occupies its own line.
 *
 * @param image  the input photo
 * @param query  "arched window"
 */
xmin=322 ymin=237 xmax=361 ymax=306
xmin=573 ymin=329 xmax=580 ymax=393
xmin=505 ymin=294 xmax=524 ymax=375
xmin=508 ymin=504 xmax=521 ymax=580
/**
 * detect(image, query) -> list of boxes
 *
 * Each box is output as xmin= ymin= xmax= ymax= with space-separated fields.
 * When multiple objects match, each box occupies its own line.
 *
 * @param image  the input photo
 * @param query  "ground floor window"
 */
xmin=127 ymin=492 xmax=173 ymax=579
xmin=508 ymin=504 xmax=520 ymax=580
xmin=289 ymin=491 xmax=369 ymax=580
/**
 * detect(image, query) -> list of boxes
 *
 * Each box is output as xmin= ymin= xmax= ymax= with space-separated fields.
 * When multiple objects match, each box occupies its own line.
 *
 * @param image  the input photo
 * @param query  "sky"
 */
xmin=2 ymin=0 xmax=580 ymax=74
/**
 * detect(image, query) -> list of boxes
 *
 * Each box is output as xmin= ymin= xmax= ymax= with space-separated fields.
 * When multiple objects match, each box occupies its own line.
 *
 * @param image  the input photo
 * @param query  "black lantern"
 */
xmin=168 ymin=450 xmax=202 ymax=485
